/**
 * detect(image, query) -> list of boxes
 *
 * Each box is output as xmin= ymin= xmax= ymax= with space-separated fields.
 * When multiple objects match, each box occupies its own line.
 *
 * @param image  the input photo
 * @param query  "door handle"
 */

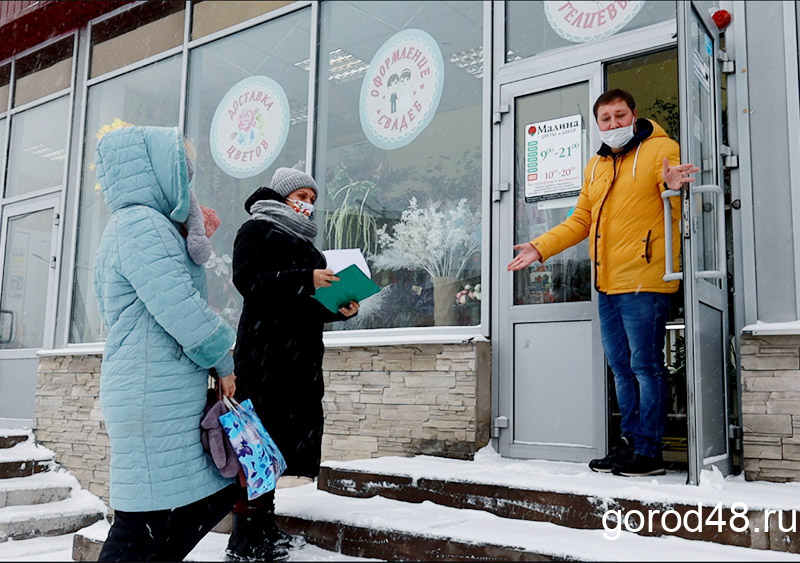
xmin=661 ymin=189 xmax=683 ymax=281
xmin=691 ymin=184 xmax=726 ymax=279
xmin=0 ymin=309 xmax=15 ymax=344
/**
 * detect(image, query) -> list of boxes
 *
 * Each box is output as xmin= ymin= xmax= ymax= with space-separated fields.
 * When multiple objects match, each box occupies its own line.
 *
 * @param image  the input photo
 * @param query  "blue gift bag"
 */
xmin=219 ymin=397 xmax=287 ymax=500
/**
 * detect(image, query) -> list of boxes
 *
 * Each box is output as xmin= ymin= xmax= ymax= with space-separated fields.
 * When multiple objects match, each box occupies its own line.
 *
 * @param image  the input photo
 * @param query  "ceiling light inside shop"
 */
xmin=22 ymin=143 xmax=65 ymax=161
xmin=295 ymin=48 xmax=368 ymax=84
xmin=448 ymin=46 xmax=484 ymax=78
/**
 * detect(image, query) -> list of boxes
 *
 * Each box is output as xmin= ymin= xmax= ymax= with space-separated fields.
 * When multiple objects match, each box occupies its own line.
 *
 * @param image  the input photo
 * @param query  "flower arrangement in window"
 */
xmin=373 ymin=197 xmax=480 ymax=325
xmin=373 ymin=197 xmax=480 ymax=279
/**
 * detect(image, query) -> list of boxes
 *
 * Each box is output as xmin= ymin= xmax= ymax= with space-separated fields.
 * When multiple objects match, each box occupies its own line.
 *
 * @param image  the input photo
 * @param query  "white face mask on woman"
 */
xmin=599 ymin=123 xmax=635 ymax=149
xmin=288 ymin=198 xmax=315 ymax=218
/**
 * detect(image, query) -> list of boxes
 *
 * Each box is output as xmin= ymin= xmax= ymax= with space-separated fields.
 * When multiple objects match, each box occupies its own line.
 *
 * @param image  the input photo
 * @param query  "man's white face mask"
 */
xmin=599 ymin=123 xmax=635 ymax=149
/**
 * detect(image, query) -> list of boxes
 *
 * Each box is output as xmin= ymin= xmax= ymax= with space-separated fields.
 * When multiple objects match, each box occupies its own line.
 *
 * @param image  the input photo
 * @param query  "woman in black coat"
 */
xmin=225 ymin=167 xmax=358 ymax=562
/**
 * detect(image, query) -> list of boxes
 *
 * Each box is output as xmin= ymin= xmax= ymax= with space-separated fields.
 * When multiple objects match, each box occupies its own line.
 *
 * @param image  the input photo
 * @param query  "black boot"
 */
xmin=225 ymin=512 xmax=290 ymax=562
xmin=588 ymin=436 xmax=634 ymax=473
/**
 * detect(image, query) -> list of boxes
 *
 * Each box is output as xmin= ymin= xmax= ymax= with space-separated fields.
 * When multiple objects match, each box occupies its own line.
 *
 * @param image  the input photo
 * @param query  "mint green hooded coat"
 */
xmin=93 ymin=126 xmax=235 ymax=511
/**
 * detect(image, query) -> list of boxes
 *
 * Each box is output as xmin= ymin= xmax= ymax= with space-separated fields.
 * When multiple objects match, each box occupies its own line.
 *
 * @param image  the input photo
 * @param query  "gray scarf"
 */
xmin=249 ymin=199 xmax=317 ymax=243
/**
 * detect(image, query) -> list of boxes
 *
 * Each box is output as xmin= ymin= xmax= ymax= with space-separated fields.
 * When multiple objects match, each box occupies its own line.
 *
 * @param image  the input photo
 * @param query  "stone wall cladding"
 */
xmin=34 ymin=341 xmax=490 ymax=503
xmin=321 ymin=341 xmax=491 ymax=462
xmin=741 ymin=334 xmax=800 ymax=482
xmin=34 ymin=354 xmax=110 ymax=503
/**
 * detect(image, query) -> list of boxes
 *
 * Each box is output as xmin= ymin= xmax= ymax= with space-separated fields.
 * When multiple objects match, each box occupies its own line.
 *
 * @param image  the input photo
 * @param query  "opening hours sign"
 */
xmin=524 ymin=114 xmax=583 ymax=203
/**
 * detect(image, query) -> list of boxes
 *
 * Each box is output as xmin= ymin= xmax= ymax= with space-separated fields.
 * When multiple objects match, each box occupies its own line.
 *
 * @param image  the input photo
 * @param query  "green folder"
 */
xmin=313 ymin=264 xmax=381 ymax=313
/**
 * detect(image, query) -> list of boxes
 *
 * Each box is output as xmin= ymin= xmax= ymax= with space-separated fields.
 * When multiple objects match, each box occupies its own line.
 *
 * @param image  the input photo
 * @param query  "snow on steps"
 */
xmin=317 ymin=452 xmax=800 ymax=554
xmin=0 ymin=430 xmax=106 ymax=541
xmin=0 ymin=472 xmax=73 ymax=508
xmin=276 ymin=484 xmax=800 ymax=562
xmin=0 ymin=432 xmax=52 ymax=480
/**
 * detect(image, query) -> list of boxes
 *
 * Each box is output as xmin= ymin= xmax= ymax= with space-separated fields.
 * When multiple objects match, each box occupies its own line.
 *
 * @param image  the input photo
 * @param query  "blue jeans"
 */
xmin=598 ymin=292 xmax=670 ymax=459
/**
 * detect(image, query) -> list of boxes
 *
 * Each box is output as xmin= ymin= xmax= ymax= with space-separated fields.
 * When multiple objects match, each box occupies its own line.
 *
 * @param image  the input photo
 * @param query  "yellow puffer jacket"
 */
xmin=531 ymin=119 xmax=681 ymax=295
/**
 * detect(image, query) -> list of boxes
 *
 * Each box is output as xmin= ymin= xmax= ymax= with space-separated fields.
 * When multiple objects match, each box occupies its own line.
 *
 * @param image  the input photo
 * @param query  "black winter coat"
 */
xmin=232 ymin=219 xmax=345 ymax=477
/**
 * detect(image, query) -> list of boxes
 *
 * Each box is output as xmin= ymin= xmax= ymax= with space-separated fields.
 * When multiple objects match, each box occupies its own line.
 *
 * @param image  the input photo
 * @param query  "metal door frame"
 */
xmin=493 ymin=63 xmax=606 ymax=461
xmin=676 ymin=0 xmax=733 ymax=483
xmin=0 ymin=193 xmax=62 ymax=359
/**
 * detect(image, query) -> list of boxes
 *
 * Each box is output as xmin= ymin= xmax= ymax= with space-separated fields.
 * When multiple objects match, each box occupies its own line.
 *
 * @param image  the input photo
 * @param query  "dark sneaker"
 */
xmin=614 ymin=453 xmax=666 ymax=477
xmin=588 ymin=437 xmax=633 ymax=473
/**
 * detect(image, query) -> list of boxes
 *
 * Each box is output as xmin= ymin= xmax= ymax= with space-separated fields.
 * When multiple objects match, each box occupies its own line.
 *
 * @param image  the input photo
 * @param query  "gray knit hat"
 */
xmin=269 ymin=167 xmax=318 ymax=199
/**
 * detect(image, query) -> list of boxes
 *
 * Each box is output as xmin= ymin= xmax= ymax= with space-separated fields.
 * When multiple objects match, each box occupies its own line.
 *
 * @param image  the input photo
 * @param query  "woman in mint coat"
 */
xmin=93 ymin=126 xmax=237 ymax=562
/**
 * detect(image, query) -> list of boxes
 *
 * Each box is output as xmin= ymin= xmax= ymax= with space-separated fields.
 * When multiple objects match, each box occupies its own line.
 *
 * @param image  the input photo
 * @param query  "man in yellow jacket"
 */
xmin=508 ymin=89 xmax=699 ymax=477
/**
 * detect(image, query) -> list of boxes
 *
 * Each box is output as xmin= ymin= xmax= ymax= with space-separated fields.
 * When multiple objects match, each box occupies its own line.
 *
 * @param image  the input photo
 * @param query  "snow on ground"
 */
xmin=322 ymin=445 xmax=800 ymax=511
xmin=1 ymin=520 xmax=378 ymax=562
xmin=276 ymin=483 xmax=800 ymax=562
xmin=0 ymin=526 xmax=379 ymax=562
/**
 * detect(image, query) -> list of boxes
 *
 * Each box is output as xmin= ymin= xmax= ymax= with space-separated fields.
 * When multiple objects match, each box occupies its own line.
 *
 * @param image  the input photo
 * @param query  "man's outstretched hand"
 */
xmin=507 ymin=243 xmax=542 ymax=271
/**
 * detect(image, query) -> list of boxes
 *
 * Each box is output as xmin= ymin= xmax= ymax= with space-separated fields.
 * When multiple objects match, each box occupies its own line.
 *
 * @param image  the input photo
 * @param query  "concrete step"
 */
xmin=0 ymin=489 xmax=106 ymax=540
xmin=275 ymin=484 xmax=800 ymax=562
xmin=318 ymin=454 xmax=800 ymax=553
xmin=0 ymin=472 xmax=77 ymax=508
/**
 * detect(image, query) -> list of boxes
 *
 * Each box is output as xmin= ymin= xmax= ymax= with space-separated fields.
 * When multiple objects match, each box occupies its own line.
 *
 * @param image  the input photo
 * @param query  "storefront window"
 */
xmin=0 ymin=208 xmax=54 ymax=349
xmin=90 ymin=2 xmax=185 ymax=78
xmin=4 ymin=96 xmax=70 ymax=198
xmin=318 ymin=1 xmax=484 ymax=329
xmin=191 ymin=0 xmax=294 ymax=40
xmin=506 ymin=1 xmax=676 ymax=63
xmin=606 ymin=48 xmax=679 ymax=141
xmin=185 ymin=8 xmax=311 ymax=329
xmin=0 ymin=118 xmax=6 ymax=189
xmin=13 ymin=37 xmax=73 ymax=107
xmin=0 ymin=64 xmax=10 ymax=111
xmin=70 ymin=56 xmax=182 ymax=343
xmin=797 ymin=2 xmax=800 ymax=72
xmin=513 ymin=84 xmax=592 ymax=305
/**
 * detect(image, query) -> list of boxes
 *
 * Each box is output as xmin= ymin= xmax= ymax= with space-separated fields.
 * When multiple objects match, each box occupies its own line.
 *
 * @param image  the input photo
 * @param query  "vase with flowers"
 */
xmin=373 ymin=197 xmax=480 ymax=326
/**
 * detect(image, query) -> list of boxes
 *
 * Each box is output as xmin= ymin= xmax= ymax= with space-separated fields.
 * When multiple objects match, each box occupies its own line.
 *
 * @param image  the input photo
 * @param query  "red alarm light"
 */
xmin=712 ymin=9 xmax=732 ymax=30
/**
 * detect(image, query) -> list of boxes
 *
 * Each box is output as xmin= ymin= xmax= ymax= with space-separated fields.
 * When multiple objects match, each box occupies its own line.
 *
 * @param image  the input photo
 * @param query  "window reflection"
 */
xmin=318 ymin=1 xmax=484 ymax=329
xmin=70 ymin=56 xmax=181 ymax=343
xmin=0 ymin=209 xmax=54 ymax=349
xmin=513 ymin=83 xmax=591 ymax=305
xmin=185 ymin=9 xmax=311 ymax=330
xmin=5 ymin=97 xmax=70 ymax=198
xmin=505 ymin=1 xmax=676 ymax=64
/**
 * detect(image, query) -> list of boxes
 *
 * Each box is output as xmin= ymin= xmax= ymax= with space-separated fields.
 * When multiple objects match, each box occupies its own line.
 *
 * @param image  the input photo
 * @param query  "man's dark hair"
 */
xmin=593 ymin=89 xmax=636 ymax=119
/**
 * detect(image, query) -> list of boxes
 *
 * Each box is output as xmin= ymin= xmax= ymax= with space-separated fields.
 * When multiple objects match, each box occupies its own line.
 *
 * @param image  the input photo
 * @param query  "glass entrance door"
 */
xmin=495 ymin=64 xmax=606 ymax=462
xmin=677 ymin=1 xmax=733 ymax=482
xmin=0 ymin=195 xmax=60 ymax=426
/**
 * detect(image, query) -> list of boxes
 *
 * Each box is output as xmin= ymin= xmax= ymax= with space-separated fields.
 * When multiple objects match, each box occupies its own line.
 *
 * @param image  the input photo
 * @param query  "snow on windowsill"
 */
xmin=37 ymin=330 xmax=489 ymax=357
xmin=741 ymin=320 xmax=800 ymax=336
